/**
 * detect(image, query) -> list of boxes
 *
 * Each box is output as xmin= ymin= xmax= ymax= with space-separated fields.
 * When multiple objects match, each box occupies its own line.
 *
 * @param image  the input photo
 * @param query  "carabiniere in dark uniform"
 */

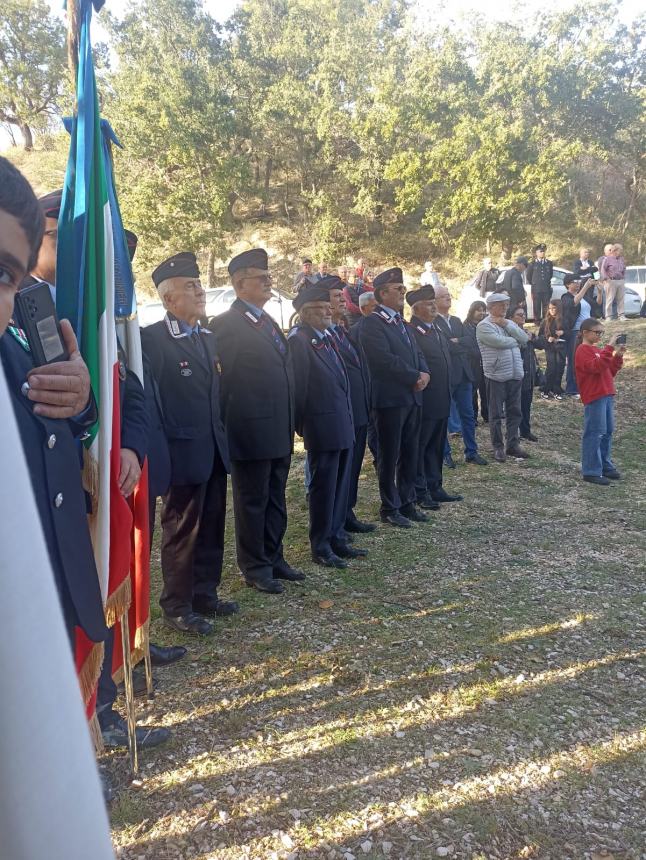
xmin=141 ymin=252 xmax=231 ymax=637
xmin=209 ymin=248 xmax=304 ymax=594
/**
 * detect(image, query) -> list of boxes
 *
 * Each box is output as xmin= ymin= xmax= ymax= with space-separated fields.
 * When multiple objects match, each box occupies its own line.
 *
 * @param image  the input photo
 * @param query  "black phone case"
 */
xmin=14 ymin=283 xmax=69 ymax=366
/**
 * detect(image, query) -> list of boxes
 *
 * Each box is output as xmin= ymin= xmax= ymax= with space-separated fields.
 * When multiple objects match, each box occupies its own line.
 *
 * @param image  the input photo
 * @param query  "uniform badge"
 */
xmin=244 ymin=311 xmax=261 ymax=325
xmin=416 ymin=325 xmax=426 ymax=334
xmin=170 ymin=319 xmax=181 ymax=336
xmin=215 ymin=360 xmax=222 ymax=374
xmin=118 ymin=360 xmax=127 ymax=381
xmin=179 ymin=360 xmax=192 ymax=377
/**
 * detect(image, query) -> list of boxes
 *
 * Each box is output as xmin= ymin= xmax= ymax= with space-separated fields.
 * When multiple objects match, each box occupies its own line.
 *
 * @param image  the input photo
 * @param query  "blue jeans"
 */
xmin=447 ymin=399 xmax=462 ymax=433
xmin=449 ymin=378 xmax=478 ymax=458
xmin=582 ymin=395 xmax=616 ymax=477
xmin=564 ymin=330 xmax=579 ymax=395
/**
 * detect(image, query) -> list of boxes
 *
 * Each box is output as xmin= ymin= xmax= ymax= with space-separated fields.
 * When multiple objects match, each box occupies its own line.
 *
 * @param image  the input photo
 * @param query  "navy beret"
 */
xmin=293 ymin=284 xmax=331 ymax=312
xmin=124 ymin=229 xmax=137 ymax=262
xmin=228 ymin=248 xmax=268 ymax=277
xmin=316 ymin=275 xmax=345 ymax=292
xmin=38 ymin=189 xmax=63 ymax=219
xmin=152 ymin=252 xmax=200 ymax=286
xmin=373 ymin=267 xmax=403 ymax=290
xmin=405 ymin=285 xmax=435 ymax=306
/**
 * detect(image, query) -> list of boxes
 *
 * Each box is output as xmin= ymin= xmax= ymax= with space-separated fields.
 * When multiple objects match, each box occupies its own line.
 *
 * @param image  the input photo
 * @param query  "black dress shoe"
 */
xmin=380 ymin=512 xmax=412 ymax=528
xmin=602 ymin=469 xmax=621 ymax=480
xmin=192 ymin=598 xmax=240 ymax=617
xmin=311 ymin=552 xmax=348 ymax=569
xmin=506 ymin=445 xmax=530 ymax=459
xmin=163 ymin=612 xmax=214 ymax=636
xmin=520 ymin=432 xmax=539 ymax=442
xmin=331 ymin=542 xmax=368 ymax=559
xmin=418 ymin=495 xmax=440 ymax=510
xmin=245 ymin=578 xmax=285 ymax=593
xmin=443 ymin=454 xmax=456 ymax=469
xmin=274 ymin=565 xmax=307 ymax=581
xmin=117 ymin=669 xmax=159 ymax=698
xmin=466 ymin=454 xmax=488 ymax=465
xmin=102 ymin=717 xmax=171 ymax=750
xmin=583 ymin=475 xmax=610 ymax=486
xmin=400 ymin=506 xmax=429 ymax=523
xmin=431 ymin=490 xmax=463 ymax=503
xmin=149 ymin=643 xmax=187 ymax=667
xmin=345 ymin=517 xmax=377 ymax=533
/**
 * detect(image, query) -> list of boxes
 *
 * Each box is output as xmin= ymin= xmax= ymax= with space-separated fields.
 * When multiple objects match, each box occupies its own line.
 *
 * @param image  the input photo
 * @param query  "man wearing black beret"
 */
xmin=289 ymin=284 xmax=360 ymax=567
xmin=526 ymin=244 xmax=554 ymax=322
xmin=405 ymin=287 xmax=463 ymax=508
xmin=359 ymin=268 xmax=430 ymax=528
xmin=141 ymin=252 xmax=234 ymax=636
xmin=209 ymin=248 xmax=303 ymax=594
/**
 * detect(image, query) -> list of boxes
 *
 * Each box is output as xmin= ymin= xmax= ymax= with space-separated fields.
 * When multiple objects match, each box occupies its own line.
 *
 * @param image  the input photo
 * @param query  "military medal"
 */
xmin=179 ymin=360 xmax=192 ymax=377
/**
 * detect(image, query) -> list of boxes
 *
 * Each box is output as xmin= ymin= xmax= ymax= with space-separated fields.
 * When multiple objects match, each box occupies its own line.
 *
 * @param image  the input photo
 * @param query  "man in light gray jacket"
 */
xmin=476 ymin=293 xmax=530 ymax=462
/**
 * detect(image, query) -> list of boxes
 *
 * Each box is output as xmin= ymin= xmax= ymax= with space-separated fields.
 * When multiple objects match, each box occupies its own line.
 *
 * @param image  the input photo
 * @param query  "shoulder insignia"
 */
xmin=416 ymin=325 xmax=426 ymax=334
xmin=244 ymin=310 xmax=262 ymax=325
xmin=170 ymin=319 xmax=181 ymax=336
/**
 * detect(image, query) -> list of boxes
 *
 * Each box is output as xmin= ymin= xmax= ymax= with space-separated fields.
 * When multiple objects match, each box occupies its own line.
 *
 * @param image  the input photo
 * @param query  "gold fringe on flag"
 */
xmin=88 ymin=712 xmax=104 ymax=756
xmin=77 ymin=641 xmax=104 ymax=708
xmin=104 ymin=576 xmax=132 ymax=629
xmin=82 ymin=447 xmax=100 ymax=509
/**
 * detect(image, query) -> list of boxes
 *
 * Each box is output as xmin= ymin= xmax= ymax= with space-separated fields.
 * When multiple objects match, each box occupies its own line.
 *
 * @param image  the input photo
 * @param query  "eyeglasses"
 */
xmin=242 ymin=273 xmax=273 ymax=285
xmin=590 ymin=329 xmax=604 ymax=335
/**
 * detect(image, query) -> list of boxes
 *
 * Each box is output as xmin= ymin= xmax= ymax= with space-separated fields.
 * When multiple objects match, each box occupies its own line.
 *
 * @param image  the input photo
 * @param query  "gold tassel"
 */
xmin=104 ymin=576 xmax=132 ymax=628
xmin=77 ymin=641 xmax=104 ymax=707
xmin=88 ymin=712 xmax=104 ymax=756
xmin=111 ymin=618 xmax=149 ymax=685
xmin=82 ymin=447 xmax=100 ymax=511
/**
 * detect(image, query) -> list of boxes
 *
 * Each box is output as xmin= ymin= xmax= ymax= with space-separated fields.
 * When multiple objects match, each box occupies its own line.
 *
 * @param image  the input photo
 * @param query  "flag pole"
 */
xmin=119 ymin=612 xmax=139 ymax=775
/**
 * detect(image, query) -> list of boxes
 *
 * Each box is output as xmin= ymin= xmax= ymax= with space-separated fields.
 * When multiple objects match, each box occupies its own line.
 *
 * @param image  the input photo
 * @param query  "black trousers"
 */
xmin=231 ymin=455 xmax=291 ymax=584
xmin=543 ymin=347 xmax=566 ymax=395
xmin=520 ymin=387 xmax=533 ymax=437
xmin=367 ymin=412 xmax=379 ymax=467
xmin=416 ymin=416 xmax=448 ymax=498
xmin=532 ymin=291 xmax=552 ymax=323
xmin=97 ymin=626 xmax=118 ymax=729
xmin=375 ymin=405 xmax=421 ymax=514
xmin=486 ymin=378 xmax=522 ymax=451
xmin=307 ymin=447 xmax=352 ymax=556
xmin=159 ymin=453 xmax=227 ymax=617
xmin=347 ymin=423 xmax=368 ymax=519
xmin=472 ymin=368 xmax=489 ymax=422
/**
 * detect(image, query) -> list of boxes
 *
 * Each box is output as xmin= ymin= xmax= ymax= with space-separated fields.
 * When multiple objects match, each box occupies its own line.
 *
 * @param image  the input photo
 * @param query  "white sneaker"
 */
xmin=618 ymin=315 xmax=627 ymax=321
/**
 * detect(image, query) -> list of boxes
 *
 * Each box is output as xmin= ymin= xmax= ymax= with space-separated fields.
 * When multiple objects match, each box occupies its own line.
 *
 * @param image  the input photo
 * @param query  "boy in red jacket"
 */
xmin=574 ymin=319 xmax=625 ymax=485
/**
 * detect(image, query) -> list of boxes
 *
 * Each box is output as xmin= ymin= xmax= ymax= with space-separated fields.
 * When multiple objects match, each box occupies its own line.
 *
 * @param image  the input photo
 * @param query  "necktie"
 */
xmin=332 ymin=326 xmax=359 ymax=364
xmin=394 ymin=313 xmax=413 ymax=349
xmin=191 ymin=330 xmax=205 ymax=358
xmin=261 ymin=312 xmax=287 ymax=355
xmin=324 ymin=334 xmax=345 ymax=377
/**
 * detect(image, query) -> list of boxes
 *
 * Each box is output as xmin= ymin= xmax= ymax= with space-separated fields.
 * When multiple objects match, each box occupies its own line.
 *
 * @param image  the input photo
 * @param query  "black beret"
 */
xmin=293 ymin=284 xmax=331 ymax=312
xmin=124 ymin=229 xmax=137 ymax=262
xmin=38 ymin=189 xmax=63 ymax=219
xmin=152 ymin=251 xmax=200 ymax=287
xmin=405 ymin=285 xmax=435 ymax=306
xmin=373 ymin=267 xmax=403 ymax=290
xmin=316 ymin=275 xmax=345 ymax=292
xmin=534 ymin=243 xmax=547 ymax=252
xmin=228 ymin=248 xmax=268 ymax=277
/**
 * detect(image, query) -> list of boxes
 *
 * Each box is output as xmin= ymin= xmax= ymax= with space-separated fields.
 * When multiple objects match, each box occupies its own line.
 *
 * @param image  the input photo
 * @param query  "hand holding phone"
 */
xmin=615 ymin=333 xmax=627 ymax=345
xmin=26 ymin=320 xmax=92 ymax=419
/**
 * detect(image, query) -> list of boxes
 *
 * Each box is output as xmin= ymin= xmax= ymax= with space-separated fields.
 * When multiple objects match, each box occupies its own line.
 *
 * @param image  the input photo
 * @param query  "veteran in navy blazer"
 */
xmin=406 ymin=288 xmax=463 ymax=508
xmin=359 ymin=268 xmax=430 ymax=528
xmin=209 ymin=248 xmax=303 ymax=594
xmin=289 ymin=284 xmax=363 ymax=568
xmin=141 ymin=252 xmax=232 ymax=637
xmin=323 ymin=277 xmax=375 ymax=535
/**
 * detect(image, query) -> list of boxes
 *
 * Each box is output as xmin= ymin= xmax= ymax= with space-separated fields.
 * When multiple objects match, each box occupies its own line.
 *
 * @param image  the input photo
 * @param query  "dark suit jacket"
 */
xmin=209 ymin=298 xmax=294 ymax=461
xmin=0 ymin=331 xmax=107 ymax=642
xmin=141 ymin=317 xmax=229 ymax=485
xmin=407 ymin=317 xmax=452 ymax=420
xmin=332 ymin=325 xmax=370 ymax=427
xmin=288 ymin=324 xmax=354 ymax=452
xmin=142 ymin=353 xmax=171 ymax=498
xmin=359 ymin=306 xmax=428 ymax=409
xmin=434 ymin=313 xmax=477 ymax=387
xmin=119 ymin=365 xmax=148 ymax=466
xmin=572 ymin=259 xmax=597 ymax=282
xmin=500 ymin=267 xmax=527 ymax=309
xmin=526 ymin=258 xmax=554 ymax=292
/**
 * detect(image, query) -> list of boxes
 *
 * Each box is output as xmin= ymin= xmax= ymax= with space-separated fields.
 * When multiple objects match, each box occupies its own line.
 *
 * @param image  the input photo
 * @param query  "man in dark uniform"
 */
xmin=359 ymin=268 xmax=430 ymax=528
xmin=141 ymin=252 xmax=233 ymax=636
xmin=526 ymin=244 xmax=554 ymax=322
xmin=289 ymin=283 xmax=365 ymax=568
xmin=209 ymin=248 xmax=303 ymax=594
xmin=0 ymin=162 xmax=106 ymax=650
xmin=324 ymin=275 xmax=375 ymax=534
xmin=349 ymin=291 xmax=379 ymax=471
xmin=500 ymin=256 xmax=529 ymax=314
xmin=406 ymin=287 xmax=463 ymax=507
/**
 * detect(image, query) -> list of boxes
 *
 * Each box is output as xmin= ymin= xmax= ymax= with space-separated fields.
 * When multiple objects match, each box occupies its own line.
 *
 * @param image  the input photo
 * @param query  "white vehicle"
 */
xmin=138 ymin=287 xmax=227 ymax=327
xmin=625 ymin=266 xmax=646 ymax=303
xmin=456 ymin=267 xmax=641 ymax=321
xmin=206 ymin=287 xmax=296 ymax=331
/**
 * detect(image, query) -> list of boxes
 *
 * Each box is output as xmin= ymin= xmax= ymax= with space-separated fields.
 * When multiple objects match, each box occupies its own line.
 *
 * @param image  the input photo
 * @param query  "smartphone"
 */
xmin=593 ymin=271 xmax=601 ymax=280
xmin=615 ymin=333 xmax=627 ymax=345
xmin=14 ymin=282 xmax=69 ymax=366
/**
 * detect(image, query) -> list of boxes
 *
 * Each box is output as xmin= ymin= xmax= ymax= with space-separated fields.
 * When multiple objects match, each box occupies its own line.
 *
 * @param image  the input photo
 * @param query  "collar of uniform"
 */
xmin=240 ymin=298 xmax=263 ymax=319
xmin=312 ymin=327 xmax=326 ymax=339
xmin=164 ymin=312 xmax=205 ymax=339
xmin=413 ymin=317 xmax=432 ymax=331
xmin=374 ymin=304 xmax=398 ymax=321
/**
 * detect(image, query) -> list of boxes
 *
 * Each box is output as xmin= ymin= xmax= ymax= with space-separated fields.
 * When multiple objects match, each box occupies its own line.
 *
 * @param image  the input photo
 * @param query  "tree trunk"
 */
xmin=501 ymin=237 xmax=513 ymax=263
xmin=207 ymin=248 xmax=216 ymax=289
xmin=20 ymin=124 xmax=34 ymax=151
xmin=263 ymin=157 xmax=272 ymax=197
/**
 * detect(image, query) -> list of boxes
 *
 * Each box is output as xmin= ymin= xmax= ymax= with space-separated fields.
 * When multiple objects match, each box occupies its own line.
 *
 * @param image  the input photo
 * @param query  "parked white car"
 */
xmin=455 ymin=267 xmax=641 ymax=321
xmin=206 ymin=287 xmax=296 ymax=331
xmin=625 ymin=266 xmax=646 ymax=303
xmin=138 ymin=287 xmax=227 ymax=327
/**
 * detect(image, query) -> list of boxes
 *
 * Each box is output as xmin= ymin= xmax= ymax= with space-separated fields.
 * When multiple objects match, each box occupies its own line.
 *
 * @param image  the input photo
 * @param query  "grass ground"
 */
xmin=109 ymin=319 xmax=646 ymax=860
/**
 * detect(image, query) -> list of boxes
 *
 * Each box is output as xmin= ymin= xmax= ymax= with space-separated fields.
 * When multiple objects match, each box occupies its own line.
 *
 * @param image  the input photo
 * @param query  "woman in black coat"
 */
xmin=463 ymin=301 xmax=488 ymax=423
xmin=511 ymin=306 xmax=539 ymax=441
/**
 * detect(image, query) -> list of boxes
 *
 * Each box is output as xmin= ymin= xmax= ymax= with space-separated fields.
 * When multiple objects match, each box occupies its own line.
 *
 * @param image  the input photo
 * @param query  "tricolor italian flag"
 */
xmin=58 ymin=0 xmax=133 ymax=709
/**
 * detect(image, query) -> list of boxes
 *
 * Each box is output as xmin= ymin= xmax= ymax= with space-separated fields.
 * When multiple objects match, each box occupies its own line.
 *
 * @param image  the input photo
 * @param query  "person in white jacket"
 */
xmin=476 ymin=293 xmax=530 ymax=463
